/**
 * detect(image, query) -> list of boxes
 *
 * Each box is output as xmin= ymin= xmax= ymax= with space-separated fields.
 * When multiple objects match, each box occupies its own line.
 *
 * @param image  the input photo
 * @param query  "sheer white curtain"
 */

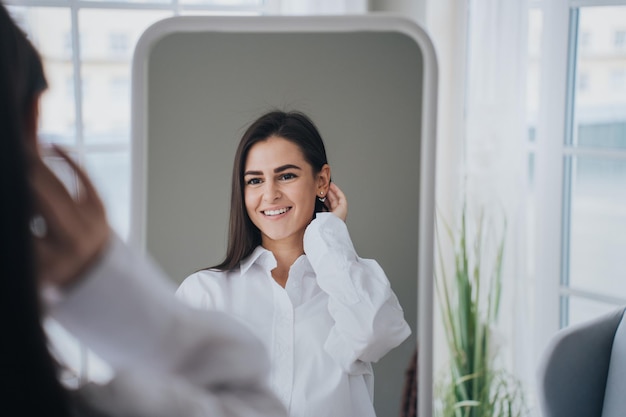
xmin=277 ymin=0 xmax=367 ymax=14
xmin=463 ymin=0 xmax=535 ymax=409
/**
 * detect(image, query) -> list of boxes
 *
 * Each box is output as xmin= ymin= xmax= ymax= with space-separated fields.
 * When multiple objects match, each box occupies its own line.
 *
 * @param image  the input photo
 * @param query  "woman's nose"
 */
xmin=262 ymin=181 xmax=280 ymax=201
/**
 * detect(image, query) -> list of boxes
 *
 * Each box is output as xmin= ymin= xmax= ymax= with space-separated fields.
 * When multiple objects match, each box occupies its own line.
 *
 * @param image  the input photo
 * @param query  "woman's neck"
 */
xmin=262 ymin=236 xmax=304 ymax=288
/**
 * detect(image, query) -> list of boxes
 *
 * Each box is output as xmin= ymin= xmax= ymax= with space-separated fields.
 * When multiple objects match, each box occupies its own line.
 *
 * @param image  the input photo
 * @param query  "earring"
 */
xmin=318 ymin=191 xmax=326 ymax=203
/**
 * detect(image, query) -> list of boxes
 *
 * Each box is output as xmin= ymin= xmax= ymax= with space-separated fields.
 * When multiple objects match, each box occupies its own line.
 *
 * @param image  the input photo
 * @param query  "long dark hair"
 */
xmin=0 ymin=4 xmax=71 ymax=415
xmin=211 ymin=110 xmax=330 ymax=271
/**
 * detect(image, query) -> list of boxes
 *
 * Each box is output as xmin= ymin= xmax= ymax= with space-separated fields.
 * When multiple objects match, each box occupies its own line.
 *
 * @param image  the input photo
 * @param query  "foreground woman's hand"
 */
xmin=28 ymin=145 xmax=110 ymax=288
xmin=325 ymin=182 xmax=348 ymax=222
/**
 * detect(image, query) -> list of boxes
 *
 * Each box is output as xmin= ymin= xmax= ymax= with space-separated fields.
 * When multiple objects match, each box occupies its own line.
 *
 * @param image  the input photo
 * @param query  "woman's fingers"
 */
xmin=28 ymin=145 xmax=110 ymax=287
xmin=327 ymin=182 xmax=348 ymax=222
xmin=50 ymin=145 xmax=104 ymax=212
xmin=28 ymin=149 xmax=80 ymax=234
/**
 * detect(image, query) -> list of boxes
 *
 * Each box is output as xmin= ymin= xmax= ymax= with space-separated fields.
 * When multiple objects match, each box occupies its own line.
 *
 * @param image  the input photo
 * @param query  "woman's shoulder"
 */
xmin=181 ymin=267 xmax=236 ymax=286
xmin=176 ymin=267 xmax=238 ymax=307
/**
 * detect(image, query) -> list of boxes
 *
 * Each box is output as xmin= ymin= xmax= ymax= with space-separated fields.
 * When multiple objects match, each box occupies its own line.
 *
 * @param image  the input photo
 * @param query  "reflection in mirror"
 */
xmin=131 ymin=15 xmax=437 ymax=417
xmin=176 ymin=109 xmax=411 ymax=417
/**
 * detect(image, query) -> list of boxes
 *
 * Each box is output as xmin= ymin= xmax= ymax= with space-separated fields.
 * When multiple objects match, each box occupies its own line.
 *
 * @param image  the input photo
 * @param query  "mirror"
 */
xmin=131 ymin=15 xmax=437 ymax=417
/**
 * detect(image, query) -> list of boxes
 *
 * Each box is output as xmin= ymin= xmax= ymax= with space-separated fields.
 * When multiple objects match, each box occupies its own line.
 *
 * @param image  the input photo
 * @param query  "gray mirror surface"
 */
xmin=131 ymin=16 xmax=437 ymax=417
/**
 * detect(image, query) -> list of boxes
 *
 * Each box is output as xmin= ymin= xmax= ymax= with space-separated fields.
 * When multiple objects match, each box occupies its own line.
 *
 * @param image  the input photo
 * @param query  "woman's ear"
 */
xmin=316 ymin=164 xmax=331 ymax=196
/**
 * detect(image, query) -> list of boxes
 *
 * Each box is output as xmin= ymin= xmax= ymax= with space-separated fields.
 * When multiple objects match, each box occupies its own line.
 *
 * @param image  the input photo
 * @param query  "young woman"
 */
xmin=1 ymin=4 xmax=285 ymax=416
xmin=176 ymin=110 xmax=412 ymax=417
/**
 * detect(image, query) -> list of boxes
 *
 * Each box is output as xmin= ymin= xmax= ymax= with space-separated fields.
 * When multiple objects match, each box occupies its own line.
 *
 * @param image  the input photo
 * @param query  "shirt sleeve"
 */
xmin=176 ymin=272 xmax=218 ymax=310
xmin=46 ymin=233 xmax=287 ymax=417
xmin=303 ymin=213 xmax=412 ymax=374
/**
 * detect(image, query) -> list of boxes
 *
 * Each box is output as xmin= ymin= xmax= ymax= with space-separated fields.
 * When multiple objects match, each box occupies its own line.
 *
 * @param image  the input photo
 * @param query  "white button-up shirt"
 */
xmin=176 ymin=213 xmax=411 ymax=417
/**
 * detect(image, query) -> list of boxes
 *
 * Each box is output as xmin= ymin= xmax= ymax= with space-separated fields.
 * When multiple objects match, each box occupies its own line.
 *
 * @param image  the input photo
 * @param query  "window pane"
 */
xmin=80 ymin=0 xmax=262 ymax=4
xmin=85 ymin=152 xmax=131 ymax=240
xmin=179 ymin=9 xmax=259 ymax=16
xmin=569 ymin=156 xmax=626 ymax=299
xmin=578 ymin=121 xmax=626 ymax=149
xmin=566 ymin=296 xmax=623 ymax=327
xmin=82 ymin=0 xmax=171 ymax=3
xmin=8 ymin=6 xmax=76 ymax=146
xmin=574 ymin=6 xmax=626 ymax=150
xmin=526 ymin=8 xmax=541 ymax=290
xmin=180 ymin=0 xmax=262 ymax=5
xmin=79 ymin=9 xmax=171 ymax=145
xmin=527 ymin=8 xmax=542 ymax=143
xmin=528 ymin=152 xmax=536 ymax=186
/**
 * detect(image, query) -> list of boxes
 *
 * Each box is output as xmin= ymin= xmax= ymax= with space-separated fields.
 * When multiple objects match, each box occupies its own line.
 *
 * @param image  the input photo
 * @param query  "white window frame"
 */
xmin=534 ymin=0 xmax=626 ymax=362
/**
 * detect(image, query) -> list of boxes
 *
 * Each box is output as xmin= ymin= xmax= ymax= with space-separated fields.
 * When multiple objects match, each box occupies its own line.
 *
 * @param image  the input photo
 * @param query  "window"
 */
xmin=565 ymin=5 xmax=626 ymax=326
xmin=609 ymin=69 xmax=626 ymax=91
xmin=580 ymin=30 xmax=591 ymax=49
xmin=531 ymin=1 xmax=626 ymax=368
xmin=536 ymin=2 xmax=626 ymax=334
xmin=63 ymin=31 xmax=72 ymax=56
xmin=615 ymin=29 xmax=626 ymax=49
xmin=578 ymin=71 xmax=589 ymax=91
xmin=109 ymin=32 xmax=129 ymax=56
xmin=526 ymin=6 xmax=543 ymax=295
xmin=7 ymin=0 xmax=275 ymax=385
xmin=109 ymin=76 xmax=129 ymax=102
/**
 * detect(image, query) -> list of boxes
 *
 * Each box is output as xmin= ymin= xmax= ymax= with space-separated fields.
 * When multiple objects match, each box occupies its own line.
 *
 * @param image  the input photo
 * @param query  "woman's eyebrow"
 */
xmin=274 ymin=164 xmax=301 ymax=173
xmin=243 ymin=170 xmax=262 ymax=176
xmin=244 ymin=164 xmax=302 ymax=177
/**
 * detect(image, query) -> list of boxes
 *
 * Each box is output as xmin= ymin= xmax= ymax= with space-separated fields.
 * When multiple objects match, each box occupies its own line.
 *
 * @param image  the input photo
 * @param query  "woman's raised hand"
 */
xmin=28 ymin=145 xmax=110 ymax=288
xmin=325 ymin=182 xmax=348 ymax=222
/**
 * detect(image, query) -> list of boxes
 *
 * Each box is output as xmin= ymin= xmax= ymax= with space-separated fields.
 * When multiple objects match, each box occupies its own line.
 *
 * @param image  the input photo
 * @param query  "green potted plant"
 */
xmin=434 ymin=203 xmax=528 ymax=417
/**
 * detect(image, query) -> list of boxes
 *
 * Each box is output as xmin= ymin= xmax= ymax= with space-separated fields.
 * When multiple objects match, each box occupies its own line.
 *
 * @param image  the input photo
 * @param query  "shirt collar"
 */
xmin=240 ymin=246 xmax=277 ymax=276
xmin=239 ymin=246 xmax=315 ymax=279
xmin=290 ymin=254 xmax=313 ymax=278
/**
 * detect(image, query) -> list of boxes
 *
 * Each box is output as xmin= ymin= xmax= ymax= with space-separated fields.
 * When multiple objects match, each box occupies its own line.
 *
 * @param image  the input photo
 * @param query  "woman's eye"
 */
xmin=246 ymin=178 xmax=262 ymax=185
xmin=279 ymin=173 xmax=296 ymax=181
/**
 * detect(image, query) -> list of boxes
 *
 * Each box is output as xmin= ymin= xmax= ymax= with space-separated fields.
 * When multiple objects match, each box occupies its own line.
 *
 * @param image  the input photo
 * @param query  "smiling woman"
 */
xmin=175 ymin=110 xmax=412 ymax=417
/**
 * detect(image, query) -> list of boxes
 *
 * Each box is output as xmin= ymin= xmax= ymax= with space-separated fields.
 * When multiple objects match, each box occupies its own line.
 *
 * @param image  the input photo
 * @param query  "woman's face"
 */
xmin=243 ymin=135 xmax=326 ymax=249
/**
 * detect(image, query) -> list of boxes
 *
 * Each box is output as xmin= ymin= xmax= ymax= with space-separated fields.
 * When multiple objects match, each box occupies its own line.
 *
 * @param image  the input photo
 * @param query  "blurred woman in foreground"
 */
xmin=0 ymin=4 xmax=286 ymax=416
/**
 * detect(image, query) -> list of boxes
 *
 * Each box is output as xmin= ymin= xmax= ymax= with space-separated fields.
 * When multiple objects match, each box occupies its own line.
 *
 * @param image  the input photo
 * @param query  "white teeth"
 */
xmin=264 ymin=207 xmax=289 ymax=216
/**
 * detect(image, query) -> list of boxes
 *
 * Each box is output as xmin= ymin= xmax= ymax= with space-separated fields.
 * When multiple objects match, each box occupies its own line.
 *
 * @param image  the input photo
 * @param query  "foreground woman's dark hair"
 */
xmin=0 ymin=4 xmax=71 ymax=415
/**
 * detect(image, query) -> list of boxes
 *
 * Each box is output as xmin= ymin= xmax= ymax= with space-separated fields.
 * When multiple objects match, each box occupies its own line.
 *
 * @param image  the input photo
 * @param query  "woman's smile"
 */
xmin=262 ymin=207 xmax=292 ymax=217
